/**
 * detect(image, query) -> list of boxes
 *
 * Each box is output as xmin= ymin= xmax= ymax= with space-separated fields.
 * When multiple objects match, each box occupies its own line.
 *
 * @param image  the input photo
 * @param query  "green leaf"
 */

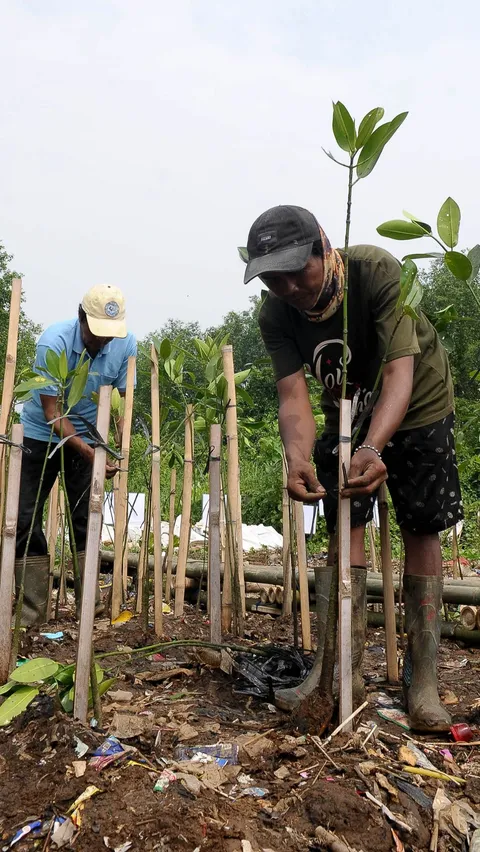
xmin=402 ymin=253 xmax=444 ymax=261
xmin=55 ymin=663 xmax=76 ymax=686
xmin=467 ymin=245 xmax=480 ymax=284
xmin=194 ymin=417 xmax=206 ymax=431
xmin=0 ymin=681 xmax=18 ymax=695
xmin=160 ymin=339 xmax=172 ymax=360
xmin=0 ymin=686 xmax=39 ymax=726
xmin=437 ymin=197 xmax=460 ymax=249
xmin=10 ymin=657 xmax=59 ymax=683
xmin=237 ymin=247 xmax=249 ymax=263
xmin=444 ymin=250 xmax=472 ymax=281
xmin=356 ymin=107 xmax=384 ymax=149
xmin=403 ymin=304 xmax=420 ymax=320
xmin=377 ymin=219 xmax=427 ymax=240
xmin=67 ymin=360 xmax=89 ymax=409
xmin=58 ymin=350 xmax=69 ymax=381
xmin=332 ymin=101 xmax=356 ymax=153
xmin=431 ymin=304 xmax=458 ymax=333
xmin=14 ymin=376 xmax=55 ymax=396
xmin=45 ymin=349 xmax=61 ymax=378
xmin=234 ymin=369 xmax=251 ymax=385
xmin=236 ymin=386 xmax=254 ymax=407
xmin=60 ymin=690 xmax=74 ymax=713
xmin=356 ymin=112 xmax=408 ymax=179
xmin=401 ymin=212 xmax=432 ymax=233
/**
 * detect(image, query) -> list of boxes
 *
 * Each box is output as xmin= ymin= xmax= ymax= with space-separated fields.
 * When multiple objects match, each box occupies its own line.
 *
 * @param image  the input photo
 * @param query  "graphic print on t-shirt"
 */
xmin=310 ymin=338 xmax=373 ymax=416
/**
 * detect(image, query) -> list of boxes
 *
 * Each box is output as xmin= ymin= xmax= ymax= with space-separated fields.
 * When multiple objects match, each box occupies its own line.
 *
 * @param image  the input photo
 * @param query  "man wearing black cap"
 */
xmin=242 ymin=205 xmax=462 ymax=732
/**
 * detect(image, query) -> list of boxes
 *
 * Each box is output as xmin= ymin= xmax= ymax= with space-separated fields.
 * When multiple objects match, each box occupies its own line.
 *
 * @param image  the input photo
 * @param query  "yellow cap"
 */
xmin=81 ymin=284 xmax=127 ymax=339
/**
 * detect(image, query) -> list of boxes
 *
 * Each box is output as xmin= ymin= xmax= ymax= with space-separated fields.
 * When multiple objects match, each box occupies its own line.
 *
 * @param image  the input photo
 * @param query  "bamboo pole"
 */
xmin=0 ymin=279 xmax=22 ymax=542
xmin=282 ymin=458 xmax=292 ymax=615
xmin=0 ymin=425 xmax=24 ymax=684
xmin=58 ymin=489 xmax=67 ymax=605
xmin=150 ymin=345 xmax=163 ymax=636
xmin=222 ymin=345 xmax=245 ymax=631
xmin=112 ymin=355 xmax=136 ymax=620
xmin=74 ymin=385 xmax=112 ymax=722
xmin=378 ymin=482 xmax=399 ymax=683
xmin=174 ymin=404 xmax=194 ymax=617
xmin=294 ymin=501 xmax=311 ymax=651
xmin=452 ymin=526 xmax=460 ymax=580
xmin=46 ymin=477 xmax=60 ymax=620
xmin=135 ymin=495 xmax=151 ymax=613
xmin=164 ymin=468 xmax=177 ymax=605
xmin=368 ymin=522 xmax=377 ymax=572
xmin=338 ymin=399 xmax=352 ymax=728
xmin=208 ymin=424 xmax=222 ymax=644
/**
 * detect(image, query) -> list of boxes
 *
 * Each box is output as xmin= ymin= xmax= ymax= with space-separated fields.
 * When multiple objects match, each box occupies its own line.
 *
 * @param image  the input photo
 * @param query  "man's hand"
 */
xmin=287 ymin=459 xmax=326 ymax=503
xmin=342 ymin=448 xmax=387 ymax=498
xmin=105 ymin=462 xmax=119 ymax=480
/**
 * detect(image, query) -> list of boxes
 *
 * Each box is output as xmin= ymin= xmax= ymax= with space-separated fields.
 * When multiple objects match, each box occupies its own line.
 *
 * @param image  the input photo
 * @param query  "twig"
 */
xmin=322 ymin=700 xmax=368 ymax=747
xmin=361 ymin=724 xmax=378 ymax=749
xmin=315 ymin=826 xmax=361 ymax=852
xmin=310 ymin=736 xmax=341 ymax=770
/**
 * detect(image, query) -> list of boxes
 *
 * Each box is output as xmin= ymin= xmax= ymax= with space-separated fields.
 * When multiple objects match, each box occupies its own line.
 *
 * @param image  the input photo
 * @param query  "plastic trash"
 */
xmin=451 ymin=723 xmax=474 ymax=742
xmin=154 ymin=768 xmax=177 ymax=792
xmin=40 ymin=632 xmax=64 ymax=641
xmin=174 ymin=743 xmax=239 ymax=765
xmin=8 ymin=820 xmax=42 ymax=847
xmin=89 ymin=736 xmax=128 ymax=771
xmin=232 ymin=647 xmax=313 ymax=699
xmin=74 ymin=736 xmax=89 ymax=758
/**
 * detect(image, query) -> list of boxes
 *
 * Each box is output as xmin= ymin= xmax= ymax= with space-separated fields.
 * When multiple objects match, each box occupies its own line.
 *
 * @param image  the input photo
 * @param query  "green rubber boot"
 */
xmin=403 ymin=574 xmax=451 ymax=732
xmin=14 ymin=554 xmax=49 ymax=627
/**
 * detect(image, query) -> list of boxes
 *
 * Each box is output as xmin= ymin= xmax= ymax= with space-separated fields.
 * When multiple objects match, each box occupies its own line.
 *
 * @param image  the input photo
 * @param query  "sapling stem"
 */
xmin=341 ymin=154 xmax=355 ymax=399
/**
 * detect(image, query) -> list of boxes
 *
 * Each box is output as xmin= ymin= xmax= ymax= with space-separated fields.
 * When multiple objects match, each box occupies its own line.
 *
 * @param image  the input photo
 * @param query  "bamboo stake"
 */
xmin=135 ymin=495 xmax=151 ymax=613
xmin=368 ymin=522 xmax=377 ymax=572
xmin=112 ymin=355 xmax=136 ymax=620
xmin=452 ymin=526 xmax=461 ymax=580
xmin=222 ymin=345 xmax=245 ymax=629
xmin=378 ymin=482 xmax=399 ymax=683
xmin=174 ymin=404 xmax=194 ymax=617
xmin=0 ymin=279 xmax=22 ymax=542
xmin=0 ymin=424 xmax=24 ymax=684
xmin=282 ymin=457 xmax=292 ymax=615
xmin=74 ymin=385 xmax=112 ymax=722
xmin=46 ymin=477 xmax=60 ymax=621
xmin=294 ymin=501 xmax=311 ymax=651
xmin=58 ymin=489 xmax=67 ymax=605
xmin=150 ymin=345 xmax=163 ymax=636
xmin=165 ymin=468 xmax=177 ymax=605
xmin=208 ymin=424 xmax=222 ymax=644
xmin=338 ymin=399 xmax=352 ymax=728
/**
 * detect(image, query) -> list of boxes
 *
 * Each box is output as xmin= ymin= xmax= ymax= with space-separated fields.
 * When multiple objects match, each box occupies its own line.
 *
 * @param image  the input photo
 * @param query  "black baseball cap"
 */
xmin=243 ymin=205 xmax=319 ymax=285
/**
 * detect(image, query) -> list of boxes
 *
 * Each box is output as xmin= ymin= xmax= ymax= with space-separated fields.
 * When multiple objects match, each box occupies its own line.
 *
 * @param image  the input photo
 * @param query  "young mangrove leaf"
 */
xmin=377 ymin=219 xmax=427 ymax=240
xmin=10 ymin=657 xmax=59 ymax=683
xmin=67 ymin=360 xmax=90 ymax=409
xmin=160 ymin=338 xmax=172 ymax=360
xmin=58 ymin=350 xmax=69 ymax=381
xmin=356 ymin=107 xmax=385 ymax=150
xmin=45 ymin=349 xmax=61 ymax=379
xmin=332 ymin=101 xmax=356 ymax=153
xmin=467 ymin=245 xmax=480 ymax=284
xmin=356 ymin=112 xmax=408 ymax=179
xmin=445 ymin=250 xmax=472 ymax=281
xmin=437 ymin=197 xmax=460 ymax=249
xmin=0 ymin=687 xmax=39 ymax=726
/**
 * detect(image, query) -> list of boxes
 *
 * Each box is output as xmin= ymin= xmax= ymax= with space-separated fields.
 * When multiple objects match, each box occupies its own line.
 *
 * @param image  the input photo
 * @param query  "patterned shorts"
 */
xmin=314 ymin=412 xmax=464 ymax=536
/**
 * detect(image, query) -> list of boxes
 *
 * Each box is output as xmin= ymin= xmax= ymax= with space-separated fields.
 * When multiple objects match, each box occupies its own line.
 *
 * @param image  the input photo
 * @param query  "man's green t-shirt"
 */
xmin=259 ymin=244 xmax=453 ymax=433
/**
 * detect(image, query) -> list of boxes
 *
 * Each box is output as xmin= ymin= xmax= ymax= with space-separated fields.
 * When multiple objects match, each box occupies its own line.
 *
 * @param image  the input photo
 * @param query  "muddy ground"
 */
xmin=1 ymin=571 xmax=480 ymax=852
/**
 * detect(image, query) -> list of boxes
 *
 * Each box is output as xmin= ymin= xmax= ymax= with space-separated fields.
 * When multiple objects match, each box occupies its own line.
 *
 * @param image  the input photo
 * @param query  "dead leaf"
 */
xmin=72 ymin=760 xmax=86 ymax=778
xmin=220 ymin=651 xmax=233 ymax=675
xmin=243 ymin=736 xmax=276 ymax=761
xmin=274 ymin=766 xmax=290 ymax=781
xmin=145 ymin=668 xmax=194 ymax=683
xmin=442 ymin=690 xmax=459 ymax=706
xmin=200 ymin=764 xmax=229 ymax=789
xmin=376 ymin=772 xmax=398 ymax=802
xmin=109 ymin=712 xmax=154 ymax=739
xmin=177 ymin=723 xmax=199 ymax=742
xmin=107 ymin=690 xmax=133 ymax=703
xmin=176 ymin=772 xmax=202 ymax=796
xmin=358 ymin=761 xmax=376 ymax=776
xmin=398 ymin=745 xmax=417 ymax=766
xmin=112 ymin=611 xmax=133 ymax=625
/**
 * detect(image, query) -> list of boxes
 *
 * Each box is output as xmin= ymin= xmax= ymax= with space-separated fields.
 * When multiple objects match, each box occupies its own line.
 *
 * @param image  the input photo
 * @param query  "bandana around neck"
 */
xmin=302 ymin=224 xmax=345 ymax=323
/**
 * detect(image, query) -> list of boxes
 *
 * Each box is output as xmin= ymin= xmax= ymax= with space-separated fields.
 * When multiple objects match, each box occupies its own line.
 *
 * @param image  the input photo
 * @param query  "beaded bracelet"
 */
xmin=353 ymin=443 xmax=382 ymax=460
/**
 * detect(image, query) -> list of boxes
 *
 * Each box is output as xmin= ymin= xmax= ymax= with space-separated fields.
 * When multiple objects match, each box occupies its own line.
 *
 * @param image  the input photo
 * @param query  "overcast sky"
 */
xmin=1 ymin=0 xmax=478 ymax=341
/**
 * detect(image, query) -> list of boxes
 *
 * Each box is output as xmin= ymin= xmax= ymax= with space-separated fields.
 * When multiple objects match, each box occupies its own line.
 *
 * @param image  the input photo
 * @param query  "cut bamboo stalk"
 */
xmin=208 ymin=424 xmax=222 ymax=644
xmin=460 ymin=605 xmax=476 ymax=630
xmin=378 ymin=482 xmax=399 ymax=683
xmin=46 ymin=477 xmax=60 ymax=620
xmin=0 ymin=424 xmax=24 ymax=684
xmin=135 ymin=496 xmax=151 ymax=613
xmin=338 ymin=399 xmax=352 ymax=728
xmin=150 ymin=344 xmax=163 ymax=636
xmin=74 ymin=385 xmax=112 ymax=722
xmin=165 ymin=468 xmax=177 ymax=605
xmin=0 ymin=279 xmax=22 ymax=542
xmin=282 ymin=458 xmax=292 ymax=615
xmin=112 ymin=355 xmax=136 ymax=620
xmin=222 ymin=345 xmax=245 ymax=629
xmin=294 ymin=500 xmax=311 ymax=651
xmin=368 ymin=522 xmax=377 ymax=572
xmin=476 ymin=608 xmax=480 ymax=631
xmin=174 ymin=404 xmax=194 ymax=617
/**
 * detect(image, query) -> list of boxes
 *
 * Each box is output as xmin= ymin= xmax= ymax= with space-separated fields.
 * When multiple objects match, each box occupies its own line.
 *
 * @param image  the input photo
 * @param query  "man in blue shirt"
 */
xmin=16 ymin=284 xmax=137 ymax=626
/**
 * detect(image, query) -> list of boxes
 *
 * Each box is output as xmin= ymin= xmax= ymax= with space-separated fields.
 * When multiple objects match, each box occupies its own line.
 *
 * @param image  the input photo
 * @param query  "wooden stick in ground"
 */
xmin=208 ymin=424 xmax=222 ymax=644
xmin=282 ymin=457 xmax=292 ymax=615
xmin=174 ymin=404 xmax=194 ymax=617
xmin=368 ymin=522 xmax=377 ymax=572
xmin=452 ymin=525 xmax=462 ymax=580
xmin=0 ymin=278 xmax=22 ymax=541
xmin=294 ymin=500 xmax=311 ymax=651
xmin=58 ymin=489 xmax=67 ymax=605
xmin=112 ymin=355 xmax=136 ymax=620
xmin=0 ymin=424 xmax=24 ymax=684
xmin=338 ymin=398 xmax=352 ymax=728
xmin=150 ymin=344 xmax=163 ymax=636
xmin=222 ymin=344 xmax=245 ymax=629
xmin=46 ymin=477 xmax=60 ymax=621
xmin=74 ymin=385 xmax=112 ymax=722
xmin=378 ymin=482 xmax=399 ymax=683
xmin=135 ymin=494 xmax=151 ymax=613
xmin=164 ymin=468 xmax=177 ymax=604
